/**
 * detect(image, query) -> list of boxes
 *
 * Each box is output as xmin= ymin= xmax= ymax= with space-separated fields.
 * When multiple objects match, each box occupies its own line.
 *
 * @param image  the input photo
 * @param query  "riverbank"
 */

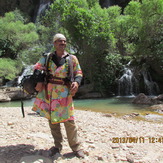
xmin=0 ymin=107 xmax=163 ymax=163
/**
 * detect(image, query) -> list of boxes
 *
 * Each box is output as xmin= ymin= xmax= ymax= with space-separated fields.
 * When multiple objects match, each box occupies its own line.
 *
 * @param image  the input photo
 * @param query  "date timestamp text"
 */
xmin=112 ymin=137 xmax=163 ymax=143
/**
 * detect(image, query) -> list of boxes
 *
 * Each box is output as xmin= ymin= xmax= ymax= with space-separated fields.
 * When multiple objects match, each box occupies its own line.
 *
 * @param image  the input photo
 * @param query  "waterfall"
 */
xmin=118 ymin=67 xmax=138 ymax=96
xmin=17 ymin=65 xmax=34 ymax=85
xmin=142 ymin=71 xmax=160 ymax=95
xmin=34 ymin=0 xmax=51 ymax=22
xmin=118 ymin=65 xmax=160 ymax=96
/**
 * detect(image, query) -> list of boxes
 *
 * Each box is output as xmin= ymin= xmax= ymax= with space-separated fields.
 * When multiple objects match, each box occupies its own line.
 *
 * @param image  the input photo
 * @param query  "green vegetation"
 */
xmin=0 ymin=10 xmax=39 ymax=59
xmin=124 ymin=0 xmax=163 ymax=62
xmin=41 ymin=0 xmax=162 ymax=95
xmin=0 ymin=0 xmax=162 ymax=95
xmin=0 ymin=10 xmax=46 ymax=81
xmin=42 ymin=0 xmax=120 ymax=94
xmin=0 ymin=58 xmax=22 ymax=80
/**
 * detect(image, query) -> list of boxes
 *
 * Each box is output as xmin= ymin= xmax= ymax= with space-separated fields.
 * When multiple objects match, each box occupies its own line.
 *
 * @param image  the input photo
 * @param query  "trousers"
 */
xmin=49 ymin=120 xmax=81 ymax=152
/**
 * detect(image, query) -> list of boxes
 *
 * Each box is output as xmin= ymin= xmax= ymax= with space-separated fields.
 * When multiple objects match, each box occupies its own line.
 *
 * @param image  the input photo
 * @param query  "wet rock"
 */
xmin=132 ymin=93 xmax=153 ymax=104
xmin=132 ymin=93 xmax=163 ymax=105
xmin=150 ymin=104 xmax=163 ymax=113
xmin=150 ymin=104 xmax=163 ymax=110
xmin=156 ymin=94 xmax=163 ymax=101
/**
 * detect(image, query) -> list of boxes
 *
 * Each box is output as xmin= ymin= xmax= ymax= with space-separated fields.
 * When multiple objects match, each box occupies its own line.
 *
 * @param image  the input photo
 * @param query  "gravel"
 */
xmin=0 ymin=107 xmax=163 ymax=163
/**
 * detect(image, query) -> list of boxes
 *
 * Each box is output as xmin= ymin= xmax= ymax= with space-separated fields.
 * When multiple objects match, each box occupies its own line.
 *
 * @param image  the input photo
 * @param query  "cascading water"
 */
xmin=34 ymin=0 xmax=51 ymax=22
xmin=17 ymin=65 xmax=34 ymax=85
xmin=118 ymin=64 xmax=160 ymax=96
xmin=118 ymin=67 xmax=139 ymax=96
xmin=142 ymin=71 xmax=160 ymax=95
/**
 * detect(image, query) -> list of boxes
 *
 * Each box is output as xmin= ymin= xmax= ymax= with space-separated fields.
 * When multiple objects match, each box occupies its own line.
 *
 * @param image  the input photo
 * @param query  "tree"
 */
xmin=0 ymin=10 xmax=39 ymax=59
xmin=42 ymin=0 xmax=121 ymax=94
xmin=0 ymin=58 xmax=22 ymax=81
xmin=0 ymin=10 xmax=43 ymax=81
xmin=124 ymin=0 xmax=163 ymax=62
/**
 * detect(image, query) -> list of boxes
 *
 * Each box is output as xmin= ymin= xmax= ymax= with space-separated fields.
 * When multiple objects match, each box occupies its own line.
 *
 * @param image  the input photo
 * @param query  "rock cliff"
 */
xmin=0 ymin=0 xmax=131 ymax=21
xmin=0 ymin=0 xmax=44 ymax=22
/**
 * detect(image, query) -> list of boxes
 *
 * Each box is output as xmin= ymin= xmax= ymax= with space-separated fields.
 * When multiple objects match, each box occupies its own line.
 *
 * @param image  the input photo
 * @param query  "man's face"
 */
xmin=54 ymin=39 xmax=67 ymax=51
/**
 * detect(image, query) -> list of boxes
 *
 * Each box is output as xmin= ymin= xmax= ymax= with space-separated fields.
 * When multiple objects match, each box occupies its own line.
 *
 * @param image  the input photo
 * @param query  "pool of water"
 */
xmin=0 ymin=97 xmax=162 ymax=121
xmin=74 ymin=97 xmax=150 ymax=114
xmin=0 ymin=98 xmax=35 ymax=107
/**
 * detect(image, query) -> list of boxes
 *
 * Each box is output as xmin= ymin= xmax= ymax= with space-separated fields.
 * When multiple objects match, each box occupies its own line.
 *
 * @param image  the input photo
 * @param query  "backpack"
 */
xmin=20 ymin=53 xmax=52 ymax=95
xmin=20 ymin=53 xmax=73 ymax=95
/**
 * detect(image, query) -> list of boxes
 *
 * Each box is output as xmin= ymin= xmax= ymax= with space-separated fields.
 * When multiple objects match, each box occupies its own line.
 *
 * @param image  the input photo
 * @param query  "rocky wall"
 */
xmin=0 ymin=0 xmax=40 ymax=21
xmin=0 ymin=0 xmax=131 ymax=21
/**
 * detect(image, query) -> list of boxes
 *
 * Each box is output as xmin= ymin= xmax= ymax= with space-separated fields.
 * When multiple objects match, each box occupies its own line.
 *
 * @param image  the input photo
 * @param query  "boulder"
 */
xmin=0 ymin=87 xmax=33 ymax=102
xmin=0 ymin=93 xmax=11 ymax=102
xmin=77 ymin=84 xmax=94 ymax=95
xmin=149 ymin=104 xmax=163 ymax=113
xmin=76 ymin=84 xmax=103 ymax=99
xmin=157 ymin=94 xmax=163 ymax=101
xmin=132 ymin=93 xmax=152 ymax=104
xmin=132 ymin=93 xmax=163 ymax=105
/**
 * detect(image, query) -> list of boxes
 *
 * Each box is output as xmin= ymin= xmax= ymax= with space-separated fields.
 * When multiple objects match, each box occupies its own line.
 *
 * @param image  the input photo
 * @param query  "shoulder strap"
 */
xmin=43 ymin=52 xmax=53 ymax=77
xmin=45 ymin=53 xmax=53 ymax=71
xmin=44 ymin=52 xmax=53 ymax=99
xmin=67 ymin=54 xmax=74 ymax=82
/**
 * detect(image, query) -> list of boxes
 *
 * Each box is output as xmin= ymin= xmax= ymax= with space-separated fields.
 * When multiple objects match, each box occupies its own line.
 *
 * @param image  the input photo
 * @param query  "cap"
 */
xmin=53 ymin=33 xmax=66 ymax=42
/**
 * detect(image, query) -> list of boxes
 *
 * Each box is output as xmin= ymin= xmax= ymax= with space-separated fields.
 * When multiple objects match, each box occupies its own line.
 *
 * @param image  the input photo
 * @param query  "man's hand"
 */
xmin=35 ymin=82 xmax=44 ymax=92
xmin=70 ymin=82 xmax=79 ymax=96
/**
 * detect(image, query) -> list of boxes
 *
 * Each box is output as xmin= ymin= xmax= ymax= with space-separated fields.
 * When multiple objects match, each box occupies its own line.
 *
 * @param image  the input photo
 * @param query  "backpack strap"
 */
xmin=43 ymin=52 xmax=53 ymax=100
xmin=67 ymin=54 xmax=74 ymax=82
xmin=45 ymin=53 xmax=53 ymax=75
xmin=42 ymin=52 xmax=53 ymax=81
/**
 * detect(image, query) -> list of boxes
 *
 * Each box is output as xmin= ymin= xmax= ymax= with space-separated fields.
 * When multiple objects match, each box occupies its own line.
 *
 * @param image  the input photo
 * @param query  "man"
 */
xmin=32 ymin=33 xmax=84 ymax=158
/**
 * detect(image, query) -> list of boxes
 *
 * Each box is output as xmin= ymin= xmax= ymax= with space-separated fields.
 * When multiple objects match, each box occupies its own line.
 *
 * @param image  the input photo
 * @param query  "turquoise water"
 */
xmin=1 ymin=97 xmax=162 ymax=121
xmin=0 ymin=98 xmax=35 ymax=107
xmin=74 ymin=97 xmax=153 ymax=115
xmin=0 ymin=97 xmax=158 ymax=115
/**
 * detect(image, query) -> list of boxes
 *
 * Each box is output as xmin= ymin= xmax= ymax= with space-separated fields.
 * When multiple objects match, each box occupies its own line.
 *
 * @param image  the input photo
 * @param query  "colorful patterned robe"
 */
xmin=32 ymin=53 xmax=83 ymax=124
